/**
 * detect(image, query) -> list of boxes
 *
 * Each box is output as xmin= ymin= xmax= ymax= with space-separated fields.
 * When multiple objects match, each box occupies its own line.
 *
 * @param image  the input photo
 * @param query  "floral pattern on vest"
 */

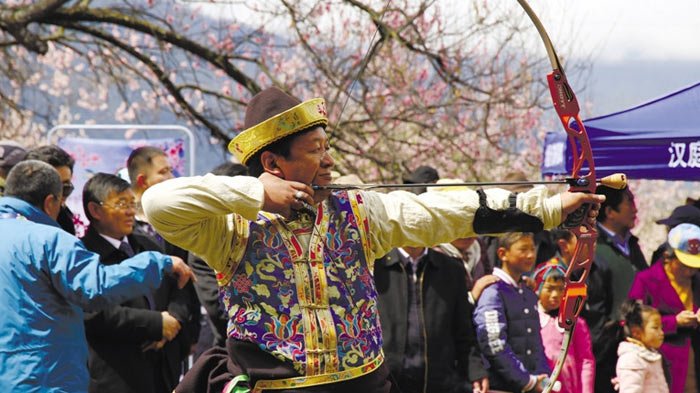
xmin=220 ymin=191 xmax=382 ymax=376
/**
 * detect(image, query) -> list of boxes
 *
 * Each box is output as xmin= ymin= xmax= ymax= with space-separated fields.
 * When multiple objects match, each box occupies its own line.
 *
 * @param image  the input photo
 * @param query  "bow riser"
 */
xmin=547 ymin=71 xmax=598 ymax=332
xmin=547 ymin=72 xmax=596 ymax=193
xmin=559 ymin=231 xmax=595 ymax=329
xmin=547 ymin=71 xmax=579 ymax=116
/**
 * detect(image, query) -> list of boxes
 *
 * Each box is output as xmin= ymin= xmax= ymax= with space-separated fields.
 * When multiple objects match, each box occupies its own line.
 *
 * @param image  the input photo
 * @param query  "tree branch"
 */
xmin=57 ymin=21 xmax=233 ymax=142
xmin=45 ymin=5 xmax=261 ymax=94
xmin=0 ymin=0 xmax=72 ymax=54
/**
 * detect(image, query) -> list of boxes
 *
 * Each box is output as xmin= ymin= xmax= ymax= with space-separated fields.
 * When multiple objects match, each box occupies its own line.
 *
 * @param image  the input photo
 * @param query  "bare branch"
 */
xmin=59 ymin=21 xmax=233 ymax=141
xmin=0 ymin=0 xmax=72 ymax=53
xmin=45 ymin=4 xmax=261 ymax=94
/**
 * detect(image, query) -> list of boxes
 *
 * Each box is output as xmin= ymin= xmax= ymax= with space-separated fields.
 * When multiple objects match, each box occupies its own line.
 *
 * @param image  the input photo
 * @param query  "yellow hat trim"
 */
xmin=675 ymin=249 xmax=700 ymax=269
xmin=228 ymin=98 xmax=328 ymax=164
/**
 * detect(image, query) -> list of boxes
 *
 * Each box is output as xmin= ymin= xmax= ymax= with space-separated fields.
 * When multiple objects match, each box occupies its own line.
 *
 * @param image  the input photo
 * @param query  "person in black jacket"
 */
xmin=189 ymin=162 xmax=250 ymax=355
xmin=582 ymin=185 xmax=647 ymax=393
xmin=81 ymin=173 xmax=193 ymax=393
xmin=374 ymin=246 xmax=488 ymax=393
xmin=127 ymin=145 xmax=201 ymax=364
xmin=25 ymin=145 xmax=77 ymax=235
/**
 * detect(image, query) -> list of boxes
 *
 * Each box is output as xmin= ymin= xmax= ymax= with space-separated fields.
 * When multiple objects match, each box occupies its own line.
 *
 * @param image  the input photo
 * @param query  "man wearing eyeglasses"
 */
xmin=25 ymin=145 xmax=78 ymax=235
xmin=80 ymin=172 xmax=192 ymax=393
xmin=0 ymin=161 xmax=194 ymax=393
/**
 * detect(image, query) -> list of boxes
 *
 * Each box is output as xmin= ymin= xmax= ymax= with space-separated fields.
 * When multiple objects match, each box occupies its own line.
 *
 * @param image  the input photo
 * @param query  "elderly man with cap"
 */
xmin=142 ymin=86 xmax=604 ymax=393
xmin=628 ymin=223 xmax=700 ymax=393
xmin=0 ymin=140 xmax=27 ymax=195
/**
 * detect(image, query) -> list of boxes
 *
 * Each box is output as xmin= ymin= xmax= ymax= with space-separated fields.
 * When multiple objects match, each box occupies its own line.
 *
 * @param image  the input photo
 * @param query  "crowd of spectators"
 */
xmin=1 ymin=139 xmax=698 ymax=393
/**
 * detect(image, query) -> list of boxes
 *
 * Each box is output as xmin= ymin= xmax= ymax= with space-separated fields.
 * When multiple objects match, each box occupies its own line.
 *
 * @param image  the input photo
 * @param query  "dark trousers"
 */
xmin=175 ymin=338 xmax=393 ymax=393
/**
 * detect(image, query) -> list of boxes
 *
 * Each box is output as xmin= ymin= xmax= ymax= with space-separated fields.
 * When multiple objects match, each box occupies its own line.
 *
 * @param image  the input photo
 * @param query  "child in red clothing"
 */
xmin=534 ymin=263 xmax=595 ymax=393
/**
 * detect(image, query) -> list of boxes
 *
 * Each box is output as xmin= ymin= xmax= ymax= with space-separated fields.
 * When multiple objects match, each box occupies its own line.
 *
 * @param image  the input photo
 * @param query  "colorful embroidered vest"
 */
xmin=219 ymin=191 xmax=383 ymax=380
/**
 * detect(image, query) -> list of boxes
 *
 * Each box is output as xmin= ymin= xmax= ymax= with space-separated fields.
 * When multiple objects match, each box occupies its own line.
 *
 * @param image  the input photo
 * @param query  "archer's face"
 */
xmin=276 ymin=127 xmax=335 ymax=188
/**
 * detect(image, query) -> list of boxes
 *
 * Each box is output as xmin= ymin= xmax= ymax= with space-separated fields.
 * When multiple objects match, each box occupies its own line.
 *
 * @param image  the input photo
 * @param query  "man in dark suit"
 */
xmin=81 ymin=173 xmax=193 ymax=393
xmin=584 ymin=185 xmax=647 ymax=393
xmin=127 ymin=146 xmax=201 ymax=358
xmin=188 ymin=162 xmax=250 ymax=354
xmin=374 ymin=246 xmax=488 ymax=393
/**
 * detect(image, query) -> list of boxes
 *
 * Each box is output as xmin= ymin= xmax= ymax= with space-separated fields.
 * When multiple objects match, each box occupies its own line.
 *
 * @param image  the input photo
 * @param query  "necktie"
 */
xmin=403 ymin=258 xmax=425 ymax=373
xmin=119 ymin=241 xmax=135 ymax=257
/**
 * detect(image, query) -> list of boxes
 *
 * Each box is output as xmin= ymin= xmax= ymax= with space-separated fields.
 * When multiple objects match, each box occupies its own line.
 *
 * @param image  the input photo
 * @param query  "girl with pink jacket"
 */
xmin=628 ymin=223 xmax=700 ymax=393
xmin=615 ymin=300 xmax=670 ymax=393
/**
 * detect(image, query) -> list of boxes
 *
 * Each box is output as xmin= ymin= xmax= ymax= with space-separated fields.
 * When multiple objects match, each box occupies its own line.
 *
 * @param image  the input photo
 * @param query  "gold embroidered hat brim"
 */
xmin=228 ymin=98 xmax=328 ymax=165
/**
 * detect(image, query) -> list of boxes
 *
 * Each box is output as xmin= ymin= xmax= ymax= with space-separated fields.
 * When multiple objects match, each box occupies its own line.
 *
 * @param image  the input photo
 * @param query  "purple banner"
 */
xmin=542 ymin=82 xmax=700 ymax=181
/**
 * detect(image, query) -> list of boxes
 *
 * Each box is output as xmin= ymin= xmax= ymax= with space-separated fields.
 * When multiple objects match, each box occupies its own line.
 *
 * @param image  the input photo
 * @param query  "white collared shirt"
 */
xmin=397 ymin=247 xmax=428 ymax=265
xmin=492 ymin=267 xmax=519 ymax=288
xmin=397 ymin=247 xmax=428 ymax=281
xmin=98 ymin=233 xmax=129 ymax=250
xmin=538 ymin=302 xmax=565 ymax=332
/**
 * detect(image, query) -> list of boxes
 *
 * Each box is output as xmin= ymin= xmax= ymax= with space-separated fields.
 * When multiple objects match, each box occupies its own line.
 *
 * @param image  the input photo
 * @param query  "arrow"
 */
xmin=313 ymin=173 xmax=626 ymax=191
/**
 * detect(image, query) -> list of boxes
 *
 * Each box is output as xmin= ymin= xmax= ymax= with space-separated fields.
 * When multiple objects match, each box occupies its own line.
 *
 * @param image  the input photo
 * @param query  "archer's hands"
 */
xmin=259 ymin=172 xmax=315 ymax=218
xmin=560 ymin=192 xmax=605 ymax=226
xmin=170 ymin=256 xmax=195 ymax=289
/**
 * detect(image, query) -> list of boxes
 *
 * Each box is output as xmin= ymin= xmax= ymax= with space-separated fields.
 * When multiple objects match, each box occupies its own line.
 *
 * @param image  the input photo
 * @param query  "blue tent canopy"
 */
xmin=542 ymin=81 xmax=700 ymax=181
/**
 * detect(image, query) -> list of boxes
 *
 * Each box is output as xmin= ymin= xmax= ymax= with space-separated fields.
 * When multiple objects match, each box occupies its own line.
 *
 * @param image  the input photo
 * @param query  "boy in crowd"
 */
xmin=474 ymin=233 xmax=550 ymax=392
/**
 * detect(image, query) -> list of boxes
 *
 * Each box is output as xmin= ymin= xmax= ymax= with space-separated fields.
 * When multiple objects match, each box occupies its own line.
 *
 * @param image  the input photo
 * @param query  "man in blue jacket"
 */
xmin=0 ymin=160 xmax=194 ymax=393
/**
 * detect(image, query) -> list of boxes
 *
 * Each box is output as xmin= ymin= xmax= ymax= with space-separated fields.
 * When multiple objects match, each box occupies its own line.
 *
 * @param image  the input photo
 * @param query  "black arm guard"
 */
xmin=472 ymin=189 xmax=544 ymax=234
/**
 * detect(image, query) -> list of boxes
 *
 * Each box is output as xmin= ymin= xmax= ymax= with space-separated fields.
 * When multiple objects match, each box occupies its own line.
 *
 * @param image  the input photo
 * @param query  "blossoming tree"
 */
xmin=0 ymin=0 xmax=564 ymax=183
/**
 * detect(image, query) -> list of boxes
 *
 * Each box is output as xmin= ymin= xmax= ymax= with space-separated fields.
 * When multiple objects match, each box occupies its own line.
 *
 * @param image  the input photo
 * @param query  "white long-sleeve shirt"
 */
xmin=142 ymin=174 xmax=562 ymax=274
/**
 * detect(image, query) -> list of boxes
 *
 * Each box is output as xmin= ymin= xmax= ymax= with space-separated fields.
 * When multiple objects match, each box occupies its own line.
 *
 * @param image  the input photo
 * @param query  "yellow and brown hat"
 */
xmin=228 ymin=87 xmax=328 ymax=165
xmin=668 ymin=223 xmax=700 ymax=268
